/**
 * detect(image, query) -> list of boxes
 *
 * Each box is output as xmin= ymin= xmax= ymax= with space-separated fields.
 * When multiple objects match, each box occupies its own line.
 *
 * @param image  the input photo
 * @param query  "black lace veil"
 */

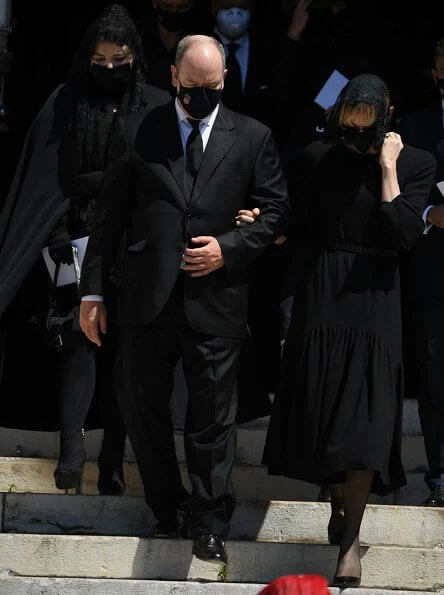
xmin=326 ymin=73 xmax=391 ymax=147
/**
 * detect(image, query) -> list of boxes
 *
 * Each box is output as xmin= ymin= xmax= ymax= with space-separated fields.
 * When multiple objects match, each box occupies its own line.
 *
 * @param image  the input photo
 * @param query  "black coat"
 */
xmin=0 ymin=83 xmax=170 ymax=430
xmin=79 ymin=100 xmax=290 ymax=339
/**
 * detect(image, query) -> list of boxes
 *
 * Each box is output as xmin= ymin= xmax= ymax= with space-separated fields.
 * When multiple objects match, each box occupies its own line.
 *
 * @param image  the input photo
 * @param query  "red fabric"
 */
xmin=259 ymin=574 xmax=330 ymax=595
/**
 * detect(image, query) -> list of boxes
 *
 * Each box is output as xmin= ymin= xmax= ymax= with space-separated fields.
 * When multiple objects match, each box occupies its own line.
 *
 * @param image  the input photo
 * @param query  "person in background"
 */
xmin=0 ymin=4 xmax=170 ymax=493
xmin=210 ymin=0 xmax=274 ymax=126
xmin=397 ymin=37 xmax=444 ymax=507
xmin=135 ymin=0 xmax=200 ymax=93
xmin=259 ymin=74 xmax=435 ymax=586
xmin=78 ymin=34 xmax=289 ymax=566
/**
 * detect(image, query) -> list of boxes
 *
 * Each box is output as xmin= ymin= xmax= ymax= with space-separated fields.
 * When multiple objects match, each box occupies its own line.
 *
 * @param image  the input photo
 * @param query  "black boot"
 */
xmin=54 ymin=429 xmax=85 ymax=494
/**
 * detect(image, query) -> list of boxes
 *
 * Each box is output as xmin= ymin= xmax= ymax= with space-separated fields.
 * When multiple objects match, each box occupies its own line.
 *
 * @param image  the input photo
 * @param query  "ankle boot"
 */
xmin=54 ymin=429 xmax=85 ymax=494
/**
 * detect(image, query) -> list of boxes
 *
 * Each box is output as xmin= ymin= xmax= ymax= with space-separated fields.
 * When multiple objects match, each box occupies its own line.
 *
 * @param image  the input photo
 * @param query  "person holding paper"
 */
xmin=0 ymin=4 xmax=171 ymax=493
xmin=396 ymin=38 xmax=444 ymax=508
xmin=252 ymin=74 xmax=435 ymax=586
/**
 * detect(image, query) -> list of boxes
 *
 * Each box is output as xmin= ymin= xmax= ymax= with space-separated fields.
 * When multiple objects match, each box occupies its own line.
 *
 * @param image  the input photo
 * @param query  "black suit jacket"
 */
xmin=396 ymin=99 xmax=444 ymax=303
xmin=79 ymin=100 xmax=290 ymax=338
xmin=214 ymin=29 xmax=274 ymax=126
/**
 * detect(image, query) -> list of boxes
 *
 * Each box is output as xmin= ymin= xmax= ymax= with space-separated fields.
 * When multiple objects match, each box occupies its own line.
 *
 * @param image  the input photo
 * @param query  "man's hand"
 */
xmin=79 ymin=301 xmax=107 ymax=347
xmin=182 ymin=236 xmax=224 ymax=277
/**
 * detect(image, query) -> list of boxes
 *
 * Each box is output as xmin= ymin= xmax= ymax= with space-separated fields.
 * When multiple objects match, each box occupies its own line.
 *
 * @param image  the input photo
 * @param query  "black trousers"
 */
xmin=115 ymin=277 xmax=242 ymax=538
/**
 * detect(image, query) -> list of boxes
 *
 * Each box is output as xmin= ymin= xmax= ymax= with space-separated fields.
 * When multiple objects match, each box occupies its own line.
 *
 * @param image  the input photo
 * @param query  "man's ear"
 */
xmin=171 ymin=65 xmax=179 ymax=89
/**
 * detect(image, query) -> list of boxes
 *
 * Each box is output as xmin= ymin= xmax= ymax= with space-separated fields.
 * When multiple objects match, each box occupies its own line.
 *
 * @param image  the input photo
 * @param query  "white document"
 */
xmin=314 ymin=70 xmax=349 ymax=110
xmin=437 ymin=180 xmax=444 ymax=197
xmin=42 ymin=236 xmax=89 ymax=287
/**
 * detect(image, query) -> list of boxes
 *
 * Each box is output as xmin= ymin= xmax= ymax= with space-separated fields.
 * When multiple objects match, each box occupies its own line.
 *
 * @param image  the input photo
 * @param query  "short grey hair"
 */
xmin=175 ymin=35 xmax=226 ymax=70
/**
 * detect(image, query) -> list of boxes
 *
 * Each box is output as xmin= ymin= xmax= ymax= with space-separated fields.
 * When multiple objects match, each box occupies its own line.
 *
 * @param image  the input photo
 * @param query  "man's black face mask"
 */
xmin=156 ymin=7 xmax=191 ymax=32
xmin=340 ymin=126 xmax=380 ymax=154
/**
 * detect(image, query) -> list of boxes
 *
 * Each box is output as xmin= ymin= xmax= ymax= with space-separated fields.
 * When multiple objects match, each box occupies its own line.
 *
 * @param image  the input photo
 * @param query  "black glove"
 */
xmin=48 ymin=232 xmax=74 ymax=265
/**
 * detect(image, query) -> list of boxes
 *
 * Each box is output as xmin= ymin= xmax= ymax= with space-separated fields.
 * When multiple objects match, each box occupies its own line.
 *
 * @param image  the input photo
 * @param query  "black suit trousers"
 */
xmin=114 ymin=275 xmax=242 ymax=538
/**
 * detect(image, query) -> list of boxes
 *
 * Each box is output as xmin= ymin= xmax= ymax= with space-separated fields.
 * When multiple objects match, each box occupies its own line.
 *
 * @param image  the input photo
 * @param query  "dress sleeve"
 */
xmin=379 ymin=149 xmax=436 ymax=249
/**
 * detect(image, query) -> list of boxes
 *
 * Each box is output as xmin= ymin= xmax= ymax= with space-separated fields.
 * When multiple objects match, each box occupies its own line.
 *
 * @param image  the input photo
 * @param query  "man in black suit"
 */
xmin=79 ymin=34 xmax=289 ymax=564
xmin=210 ymin=0 xmax=274 ymax=126
xmin=396 ymin=38 xmax=444 ymax=508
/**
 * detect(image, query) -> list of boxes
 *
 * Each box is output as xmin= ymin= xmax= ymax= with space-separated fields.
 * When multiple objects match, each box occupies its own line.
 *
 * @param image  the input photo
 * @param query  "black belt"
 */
xmin=326 ymin=242 xmax=398 ymax=258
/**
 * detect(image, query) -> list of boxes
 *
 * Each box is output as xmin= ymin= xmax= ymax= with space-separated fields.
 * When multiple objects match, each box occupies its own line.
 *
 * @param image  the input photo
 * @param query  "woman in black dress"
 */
xmin=260 ymin=74 xmax=436 ymax=586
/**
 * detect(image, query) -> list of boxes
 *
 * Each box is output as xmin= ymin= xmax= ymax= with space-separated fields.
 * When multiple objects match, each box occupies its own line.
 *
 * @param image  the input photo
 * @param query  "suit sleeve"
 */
xmin=78 ymin=152 xmax=131 ymax=299
xmin=216 ymin=129 xmax=290 ymax=271
xmin=379 ymin=149 xmax=436 ymax=249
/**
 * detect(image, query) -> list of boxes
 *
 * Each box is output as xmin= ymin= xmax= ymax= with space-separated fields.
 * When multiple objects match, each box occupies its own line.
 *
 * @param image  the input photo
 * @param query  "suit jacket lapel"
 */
xmin=189 ymin=106 xmax=237 ymax=207
xmin=160 ymin=101 xmax=188 ymax=205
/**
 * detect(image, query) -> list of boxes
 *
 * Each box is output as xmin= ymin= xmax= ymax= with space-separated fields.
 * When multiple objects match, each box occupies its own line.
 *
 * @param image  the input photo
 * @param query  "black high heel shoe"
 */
xmin=328 ymin=511 xmax=345 ymax=545
xmin=331 ymin=575 xmax=361 ymax=588
xmin=54 ymin=429 xmax=85 ymax=494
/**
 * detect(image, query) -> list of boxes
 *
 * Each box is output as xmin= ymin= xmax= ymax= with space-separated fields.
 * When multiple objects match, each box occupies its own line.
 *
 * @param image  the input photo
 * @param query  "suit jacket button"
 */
xmin=185 ymin=214 xmax=192 ymax=222
xmin=177 ymin=244 xmax=184 ymax=252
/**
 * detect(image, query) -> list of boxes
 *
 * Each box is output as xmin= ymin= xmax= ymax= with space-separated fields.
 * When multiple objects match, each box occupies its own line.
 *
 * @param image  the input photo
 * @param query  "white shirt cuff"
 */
xmin=422 ymin=205 xmax=434 ymax=235
xmin=81 ymin=295 xmax=103 ymax=302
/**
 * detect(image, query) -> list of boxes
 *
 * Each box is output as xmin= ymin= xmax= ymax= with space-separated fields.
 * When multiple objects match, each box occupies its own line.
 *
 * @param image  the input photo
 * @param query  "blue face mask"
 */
xmin=216 ymin=8 xmax=251 ymax=39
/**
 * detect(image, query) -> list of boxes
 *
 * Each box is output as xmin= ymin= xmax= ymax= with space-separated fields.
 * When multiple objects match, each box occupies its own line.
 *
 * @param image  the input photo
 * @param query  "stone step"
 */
xmin=0 ymin=534 xmax=442 ymax=590
xmin=0 ymin=456 xmax=430 ymax=505
xmin=2 ymin=494 xmax=442 ymax=549
xmin=0 ymin=577 xmax=440 ymax=595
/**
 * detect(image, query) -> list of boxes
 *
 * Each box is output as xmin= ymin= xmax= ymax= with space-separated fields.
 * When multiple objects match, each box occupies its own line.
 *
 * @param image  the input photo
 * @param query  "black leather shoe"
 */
xmin=422 ymin=487 xmax=444 ymax=507
xmin=192 ymin=534 xmax=228 ymax=565
xmin=331 ymin=575 xmax=361 ymax=588
xmin=151 ymin=519 xmax=179 ymax=538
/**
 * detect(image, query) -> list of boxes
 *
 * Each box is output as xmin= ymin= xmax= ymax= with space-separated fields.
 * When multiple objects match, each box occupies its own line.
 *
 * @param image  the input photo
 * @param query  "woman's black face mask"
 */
xmin=340 ymin=125 xmax=380 ymax=154
xmin=90 ymin=63 xmax=132 ymax=92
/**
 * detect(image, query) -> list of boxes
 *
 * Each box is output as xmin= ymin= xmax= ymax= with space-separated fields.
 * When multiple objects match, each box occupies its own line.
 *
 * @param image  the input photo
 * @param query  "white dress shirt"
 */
xmin=82 ymin=99 xmax=220 ymax=302
xmin=215 ymin=28 xmax=250 ymax=93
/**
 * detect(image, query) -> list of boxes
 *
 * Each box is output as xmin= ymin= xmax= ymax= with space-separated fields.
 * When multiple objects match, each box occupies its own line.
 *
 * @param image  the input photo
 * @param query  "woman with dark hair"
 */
xmin=0 ymin=4 xmax=170 ymax=493
xmin=246 ymin=74 xmax=436 ymax=586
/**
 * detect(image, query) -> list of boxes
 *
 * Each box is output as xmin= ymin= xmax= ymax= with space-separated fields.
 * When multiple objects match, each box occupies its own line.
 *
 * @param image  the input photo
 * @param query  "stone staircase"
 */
xmin=0 ymin=398 xmax=442 ymax=594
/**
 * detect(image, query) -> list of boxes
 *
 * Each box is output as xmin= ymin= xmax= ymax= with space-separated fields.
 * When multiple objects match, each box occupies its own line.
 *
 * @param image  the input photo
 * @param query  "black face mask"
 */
xmin=437 ymin=78 xmax=444 ymax=91
xmin=156 ymin=7 xmax=191 ymax=32
xmin=90 ymin=63 xmax=132 ymax=92
xmin=177 ymin=83 xmax=222 ymax=119
xmin=340 ymin=126 xmax=379 ymax=154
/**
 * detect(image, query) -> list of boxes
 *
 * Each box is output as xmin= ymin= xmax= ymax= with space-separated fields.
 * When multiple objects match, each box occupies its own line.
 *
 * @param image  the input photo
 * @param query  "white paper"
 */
xmin=42 ymin=236 xmax=89 ymax=287
xmin=314 ymin=70 xmax=349 ymax=110
xmin=436 ymin=180 xmax=444 ymax=197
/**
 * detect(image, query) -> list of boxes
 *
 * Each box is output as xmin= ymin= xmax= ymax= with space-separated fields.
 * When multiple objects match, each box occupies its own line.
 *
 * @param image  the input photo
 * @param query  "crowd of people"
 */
xmin=0 ymin=0 xmax=443 ymax=588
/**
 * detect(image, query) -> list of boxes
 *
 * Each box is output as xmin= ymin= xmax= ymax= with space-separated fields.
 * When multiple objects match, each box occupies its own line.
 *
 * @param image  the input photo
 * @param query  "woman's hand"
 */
xmin=235 ymin=207 xmax=287 ymax=245
xmin=379 ymin=131 xmax=403 ymax=169
xmin=235 ymin=207 xmax=261 ymax=227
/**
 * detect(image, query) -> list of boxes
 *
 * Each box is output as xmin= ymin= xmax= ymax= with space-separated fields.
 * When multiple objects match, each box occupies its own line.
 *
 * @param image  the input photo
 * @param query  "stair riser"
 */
xmin=2 ymin=494 xmax=442 ymax=548
xmin=0 ymin=534 xmax=441 ymax=590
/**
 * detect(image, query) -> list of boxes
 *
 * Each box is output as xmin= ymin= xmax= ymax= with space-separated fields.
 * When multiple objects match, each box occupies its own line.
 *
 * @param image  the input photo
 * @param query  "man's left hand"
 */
xmin=182 ymin=236 xmax=224 ymax=277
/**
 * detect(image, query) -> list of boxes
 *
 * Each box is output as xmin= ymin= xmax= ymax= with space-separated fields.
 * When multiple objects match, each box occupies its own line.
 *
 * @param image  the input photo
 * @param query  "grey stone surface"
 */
xmin=3 ymin=495 xmax=443 ymax=549
xmin=0 ymin=576 xmax=441 ymax=595
xmin=0 ymin=577 xmax=266 ymax=594
xmin=0 ymin=534 xmax=442 ymax=590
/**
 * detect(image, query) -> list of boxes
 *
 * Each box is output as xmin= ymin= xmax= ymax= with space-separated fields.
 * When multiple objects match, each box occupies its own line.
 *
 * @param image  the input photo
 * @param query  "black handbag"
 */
xmin=43 ymin=246 xmax=85 ymax=352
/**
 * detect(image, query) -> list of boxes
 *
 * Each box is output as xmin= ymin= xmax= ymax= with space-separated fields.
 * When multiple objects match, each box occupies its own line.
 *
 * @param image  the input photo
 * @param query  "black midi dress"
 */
xmin=262 ymin=140 xmax=436 ymax=495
